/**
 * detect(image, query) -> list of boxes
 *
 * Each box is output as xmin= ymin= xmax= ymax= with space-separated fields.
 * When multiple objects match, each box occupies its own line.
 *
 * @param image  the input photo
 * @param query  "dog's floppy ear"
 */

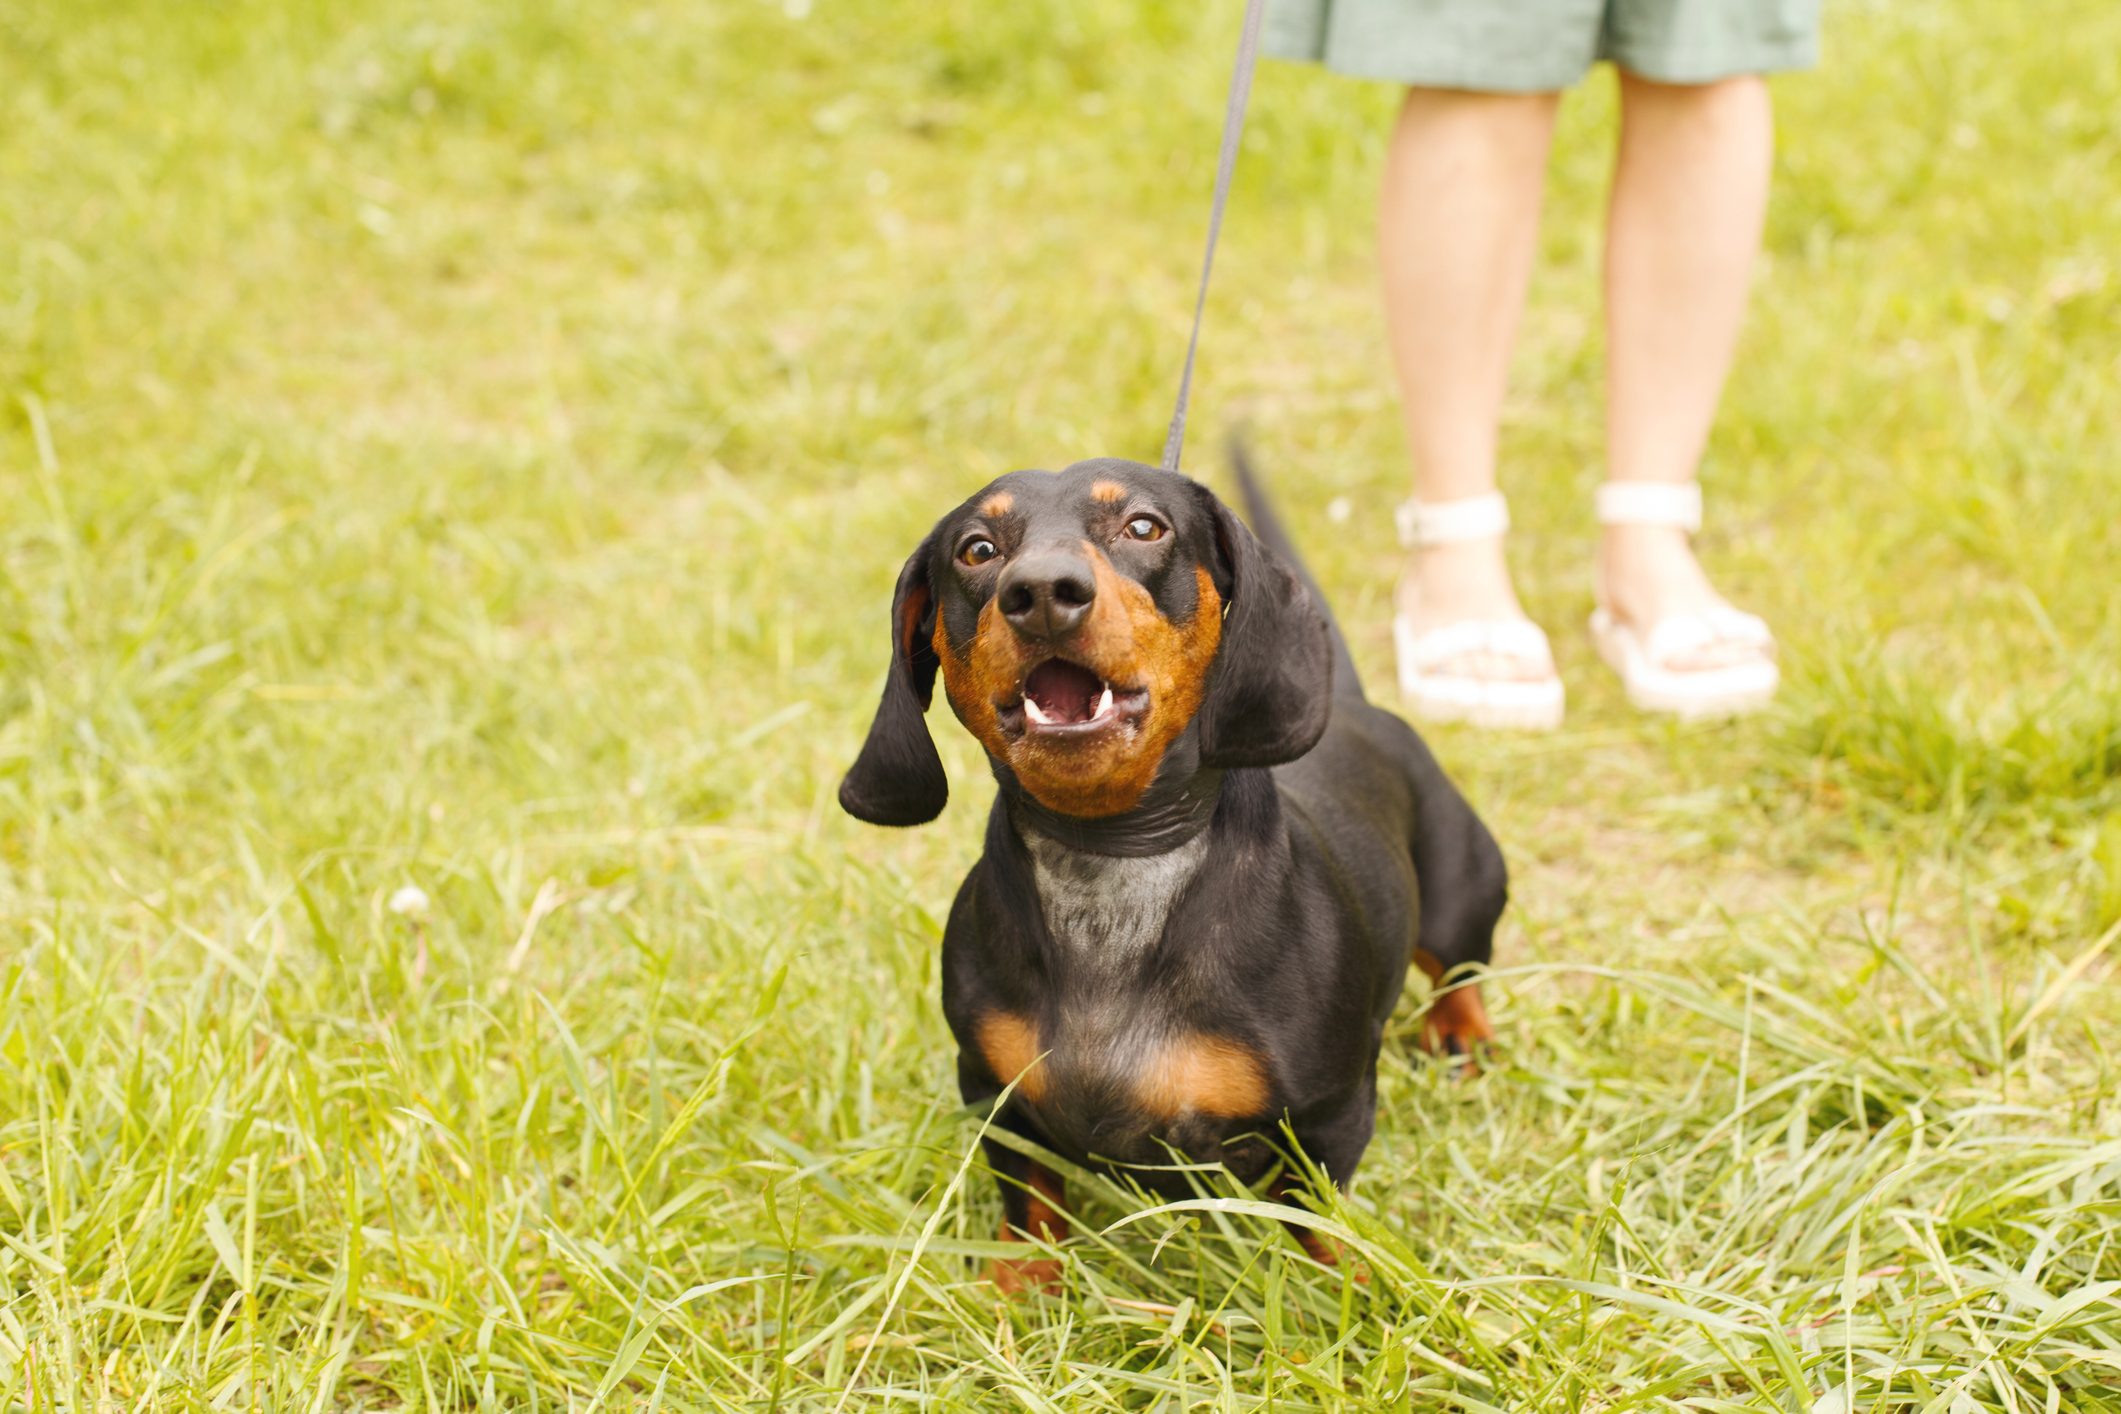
xmin=840 ymin=531 xmax=949 ymax=826
xmin=1194 ymin=497 xmax=1333 ymax=769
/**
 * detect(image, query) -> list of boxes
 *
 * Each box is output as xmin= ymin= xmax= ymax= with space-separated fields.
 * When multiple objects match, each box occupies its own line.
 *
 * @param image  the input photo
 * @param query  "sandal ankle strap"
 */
xmin=1596 ymin=481 xmax=1702 ymax=533
xmin=1396 ymin=492 xmax=1510 ymax=549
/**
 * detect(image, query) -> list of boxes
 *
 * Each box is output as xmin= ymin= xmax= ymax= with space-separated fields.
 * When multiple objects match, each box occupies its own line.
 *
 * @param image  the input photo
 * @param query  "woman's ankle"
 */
xmin=1401 ymin=536 xmax=1526 ymax=628
xmin=1597 ymin=523 xmax=1719 ymax=625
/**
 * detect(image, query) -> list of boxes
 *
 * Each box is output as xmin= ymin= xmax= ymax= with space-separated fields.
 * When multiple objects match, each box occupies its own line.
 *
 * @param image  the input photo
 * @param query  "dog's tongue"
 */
xmin=1024 ymin=659 xmax=1102 ymax=724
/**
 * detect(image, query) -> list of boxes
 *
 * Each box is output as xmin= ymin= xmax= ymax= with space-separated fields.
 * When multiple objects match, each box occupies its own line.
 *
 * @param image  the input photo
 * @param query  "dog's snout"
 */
xmin=997 ymin=550 xmax=1096 ymax=642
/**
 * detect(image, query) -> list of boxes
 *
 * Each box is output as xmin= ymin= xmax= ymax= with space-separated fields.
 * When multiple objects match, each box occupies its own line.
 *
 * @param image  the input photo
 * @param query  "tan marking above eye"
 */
xmin=1135 ymin=1033 xmax=1270 ymax=1120
xmin=981 ymin=492 xmax=1014 ymax=518
xmin=1089 ymin=480 xmax=1127 ymax=504
xmin=976 ymin=1012 xmax=1048 ymax=1103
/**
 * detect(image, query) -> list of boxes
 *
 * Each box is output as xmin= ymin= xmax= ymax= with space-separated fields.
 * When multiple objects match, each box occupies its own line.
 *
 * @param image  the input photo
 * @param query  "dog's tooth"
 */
xmin=1096 ymin=685 xmax=1114 ymax=718
xmin=1023 ymin=695 xmax=1052 ymax=725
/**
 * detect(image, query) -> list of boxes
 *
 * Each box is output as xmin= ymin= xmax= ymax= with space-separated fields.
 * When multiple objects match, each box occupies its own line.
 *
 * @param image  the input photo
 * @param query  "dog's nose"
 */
xmin=997 ymin=550 xmax=1096 ymax=642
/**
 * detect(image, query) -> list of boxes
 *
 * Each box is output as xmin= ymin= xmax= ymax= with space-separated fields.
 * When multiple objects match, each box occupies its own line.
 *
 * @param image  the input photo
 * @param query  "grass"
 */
xmin=3 ymin=0 xmax=2120 ymax=1406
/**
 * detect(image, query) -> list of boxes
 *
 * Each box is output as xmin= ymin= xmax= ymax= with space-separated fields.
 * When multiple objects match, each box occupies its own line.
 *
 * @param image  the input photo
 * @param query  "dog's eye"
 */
xmin=1123 ymin=516 xmax=1166 ymax=542
xmin=958 ymin=537 xmax=999 ymax=567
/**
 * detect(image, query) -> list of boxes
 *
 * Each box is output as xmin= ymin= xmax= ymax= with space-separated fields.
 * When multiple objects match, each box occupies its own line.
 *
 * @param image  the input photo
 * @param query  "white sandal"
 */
xmin=1393 ymin=493 xmax=1565 ymax=731
xmin=1589 ymin=482 xmax=1779 ymax=719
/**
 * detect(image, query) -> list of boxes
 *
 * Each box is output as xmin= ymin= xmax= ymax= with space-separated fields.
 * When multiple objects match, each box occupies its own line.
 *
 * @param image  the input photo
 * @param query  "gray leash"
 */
xmin=1159 ymin=0 xmax=1268 ymax=474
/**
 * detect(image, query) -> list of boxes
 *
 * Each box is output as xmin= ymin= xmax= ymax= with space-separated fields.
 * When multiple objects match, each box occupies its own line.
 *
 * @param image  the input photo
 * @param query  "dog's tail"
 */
xmin=1228 ymin=439 xmax=1364 ymax=701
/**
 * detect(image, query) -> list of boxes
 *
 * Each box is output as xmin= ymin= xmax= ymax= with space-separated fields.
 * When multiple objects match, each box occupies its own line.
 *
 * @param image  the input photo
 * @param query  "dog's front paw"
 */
xmin=988 ymin=1253 xmax=1064 ymax=1297
xmin=1288 ymin=1227 xmax=1373 ymax=1283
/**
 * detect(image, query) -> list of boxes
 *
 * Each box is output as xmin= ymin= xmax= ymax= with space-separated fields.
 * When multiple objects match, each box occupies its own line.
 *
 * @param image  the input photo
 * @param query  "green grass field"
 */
xmin=4 ymin=0 xmax=2120 ymax=1407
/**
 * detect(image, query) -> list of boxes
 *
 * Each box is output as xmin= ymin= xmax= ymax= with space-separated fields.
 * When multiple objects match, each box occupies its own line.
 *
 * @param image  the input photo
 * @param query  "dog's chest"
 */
xmin=1024 ymin=834 xmax=1207 ymax=973
xmin=1021 ymin=833 xmax=1207 ymax=1068
xmin=1012 ymin=831 xmax=1274 ymax=1173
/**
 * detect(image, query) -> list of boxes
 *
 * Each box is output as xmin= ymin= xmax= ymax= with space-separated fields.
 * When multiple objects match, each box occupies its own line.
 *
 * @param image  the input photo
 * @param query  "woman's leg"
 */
xmin=1381 ymin=87 xmax=1561 ymax=677
xmin=1600 ymin=72 xmax=1774 ymax=666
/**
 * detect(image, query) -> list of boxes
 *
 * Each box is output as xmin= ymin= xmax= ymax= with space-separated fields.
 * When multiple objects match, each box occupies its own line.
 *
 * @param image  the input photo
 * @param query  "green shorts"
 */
xmin=1265 ymin=0 xmax=1820 ymax=91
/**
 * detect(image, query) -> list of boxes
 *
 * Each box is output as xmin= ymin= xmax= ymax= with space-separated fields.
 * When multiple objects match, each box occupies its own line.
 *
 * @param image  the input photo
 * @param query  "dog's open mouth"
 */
xmin=998 ymin=658 xmax=1148 ymax=737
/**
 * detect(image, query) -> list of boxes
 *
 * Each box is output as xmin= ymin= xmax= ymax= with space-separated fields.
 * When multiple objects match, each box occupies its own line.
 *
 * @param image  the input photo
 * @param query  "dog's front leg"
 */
xmin=987 ymin=1143 xmax=1068 ymax=1296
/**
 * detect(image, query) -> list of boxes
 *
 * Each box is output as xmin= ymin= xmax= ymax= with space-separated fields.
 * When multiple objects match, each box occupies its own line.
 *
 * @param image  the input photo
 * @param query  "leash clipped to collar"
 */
xmin=1159 ymin=0 xmax=1268 ymax=475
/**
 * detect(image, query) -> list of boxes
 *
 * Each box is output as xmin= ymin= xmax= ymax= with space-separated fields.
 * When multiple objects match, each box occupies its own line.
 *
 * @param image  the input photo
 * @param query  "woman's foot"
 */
xmin=1394 ymin=494 xmax=1565 ymax=730
xmin=1590 ymin=484 xmax=1776 ymax=718
xmin=1397 ymin=539 xmax=1544 ymax=678
xmin=1598 ymin=526 xmax=1760 ymax=669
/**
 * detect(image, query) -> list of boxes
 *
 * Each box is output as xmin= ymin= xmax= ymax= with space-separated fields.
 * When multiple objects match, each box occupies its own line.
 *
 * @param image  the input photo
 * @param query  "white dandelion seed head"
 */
xmin=388 ymin=885 xmax=431 ymax=918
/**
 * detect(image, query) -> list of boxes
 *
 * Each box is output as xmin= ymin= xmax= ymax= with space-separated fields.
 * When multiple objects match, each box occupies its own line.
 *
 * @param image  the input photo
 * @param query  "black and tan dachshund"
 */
xmin=840 ymin=453 xmax=1505 ymax=1292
